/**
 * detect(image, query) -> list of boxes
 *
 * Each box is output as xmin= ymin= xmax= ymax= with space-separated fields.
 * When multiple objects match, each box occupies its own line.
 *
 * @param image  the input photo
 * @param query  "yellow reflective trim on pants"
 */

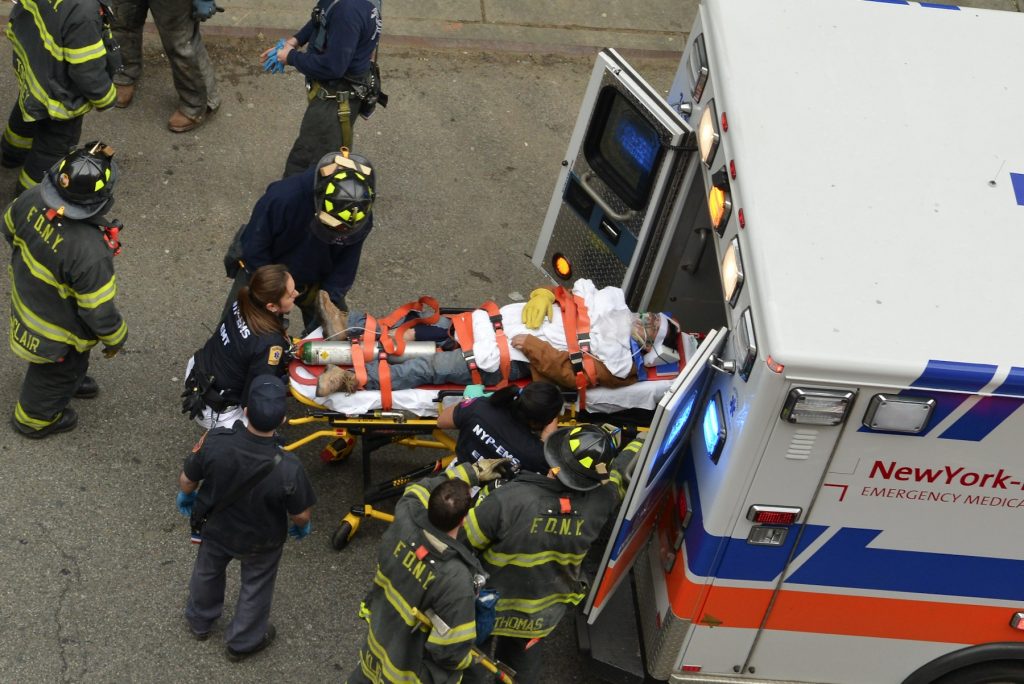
xmin=6 ymin=27 xmax=93 ymax=120
xmin=98 ymin=318 xmax=126 ymax=347
xmin=481 ymin=547 xmax=586 ymax=569
xmin=18 ymin=168 xmax=38 ymax=190
xmin=3 ymin=126 xmax=31 ymax=150
xmin=496 ymin=592 xmax=585 ymax=614
xmin=463 ymin=508 xmax=491 ymax=550
xmin=9 ymin=267 xmax=96 ymax=352
xmin=426 ymin=619 xmax=475 ymax=646
xmin=363 ymin=627 xmax=422 ymax=684
xmin=14 ymin=402 xmax=58 ymax=429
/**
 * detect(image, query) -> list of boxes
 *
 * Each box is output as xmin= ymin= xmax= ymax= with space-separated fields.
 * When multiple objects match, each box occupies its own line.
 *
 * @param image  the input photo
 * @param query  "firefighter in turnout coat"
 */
xmin=348 ymin=460 xmax=509 ymax=684
xmin=4 ymin=142 xmax=126 ymax=438
xmin=461 ymin=425 xmax=639 ymax=683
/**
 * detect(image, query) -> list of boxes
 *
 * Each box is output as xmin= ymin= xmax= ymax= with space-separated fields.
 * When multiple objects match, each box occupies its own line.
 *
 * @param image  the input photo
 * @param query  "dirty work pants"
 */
xmin=185 ymin=537 xmax=283 ymax=652
xmin=14 ymin=349 xmax=90 ymax=431
xmin=282 ymin=90 xmax=361 ymax=178
xmin=110 ymin=0 xmax=220 ymax=119
xmin=2 ymin=107 xmax=83 ymax=191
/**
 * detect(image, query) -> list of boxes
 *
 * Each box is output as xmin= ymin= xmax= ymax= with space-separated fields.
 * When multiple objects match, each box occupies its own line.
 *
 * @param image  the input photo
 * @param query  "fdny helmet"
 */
xmin=311 ymin=149 xmax=375 ymax=245
xmin=40 ymin=142 xmax=118 ymax=220
xmin=543 ymin=424 xmax=620 ymax=491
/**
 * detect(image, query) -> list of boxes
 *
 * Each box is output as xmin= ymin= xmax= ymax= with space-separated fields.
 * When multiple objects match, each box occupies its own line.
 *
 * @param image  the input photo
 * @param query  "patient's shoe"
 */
xmin=317 ymin=291 xmax=348 ymax=340
xmin=317 ymin=365 xmax=358 ymax=396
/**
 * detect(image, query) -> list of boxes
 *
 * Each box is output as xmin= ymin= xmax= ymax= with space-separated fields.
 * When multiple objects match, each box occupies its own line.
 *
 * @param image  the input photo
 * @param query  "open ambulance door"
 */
xmin=532 ymin=49 xmax=694 ymax=310
xmin=584 ymin=328 xmax=728 ymax=624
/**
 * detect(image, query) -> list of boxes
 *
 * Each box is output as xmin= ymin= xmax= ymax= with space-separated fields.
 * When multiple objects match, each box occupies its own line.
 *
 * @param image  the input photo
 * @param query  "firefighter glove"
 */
xmin=192 ymin=0 xmax=224 ymax=22
xmin=521 ymin=288 xmax=556 ymax=329
xmin=176 ymin=490 xmax=197 ymax=517
xmin=473 ymin=458 xmax=514 ymax=483
xmin=263 ymin=39 xmax=287 ymax=74
xmin=288 ymin=521 xmax=312 ymax=541
xmin=102 ymin=345 xmax=123 ymax=359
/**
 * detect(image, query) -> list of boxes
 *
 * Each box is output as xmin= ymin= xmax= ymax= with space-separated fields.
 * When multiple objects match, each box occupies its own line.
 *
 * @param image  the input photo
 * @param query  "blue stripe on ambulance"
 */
xmin=1012 ymin=173 xmax=1024 ymax=206
xmin=680 ymin=452 xmax=1024 ymax=601
xmin=939 ymin=367 xmax=1024 ymax=441
xmin=864 ymin=0 xmax=960 ymax=8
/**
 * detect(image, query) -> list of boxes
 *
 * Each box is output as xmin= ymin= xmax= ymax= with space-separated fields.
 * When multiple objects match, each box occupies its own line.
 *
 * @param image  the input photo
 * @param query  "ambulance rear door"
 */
xmin=584 ymin=327 xmax=728 ymax=622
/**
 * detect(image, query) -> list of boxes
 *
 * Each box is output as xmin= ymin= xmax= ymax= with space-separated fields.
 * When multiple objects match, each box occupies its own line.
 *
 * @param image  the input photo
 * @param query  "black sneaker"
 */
xmin=74 ymin=376 xmax=99 ymax=399
xmin=225 ymin=624 xmax=276 ymax=662
xmin=12 ymin=407 xmax=78 ymax=439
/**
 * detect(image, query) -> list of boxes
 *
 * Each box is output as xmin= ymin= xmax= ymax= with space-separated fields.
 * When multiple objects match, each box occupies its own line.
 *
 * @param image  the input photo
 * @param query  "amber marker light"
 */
xmin=553 ymin=254 xmax=572 ymax=280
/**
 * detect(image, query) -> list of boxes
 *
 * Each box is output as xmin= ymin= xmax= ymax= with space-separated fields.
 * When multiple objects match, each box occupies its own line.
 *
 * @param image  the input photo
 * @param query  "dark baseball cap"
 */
xmin=247 ymin=375 xmax=288 ymax=431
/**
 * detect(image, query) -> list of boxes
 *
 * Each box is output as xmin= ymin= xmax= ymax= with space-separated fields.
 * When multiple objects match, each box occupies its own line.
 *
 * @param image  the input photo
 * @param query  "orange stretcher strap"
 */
xmin=554 ymin=287 xmax=598 ymax=410
xmin=348 ymin=313 xmax=377 ymax=391
xmin=480 ymin=301 xmax=510 ymax=389
xmin=450 ymin=312 xmax=483 ymax=385
xmin=378 ymin=296 xmax=440 ymax=357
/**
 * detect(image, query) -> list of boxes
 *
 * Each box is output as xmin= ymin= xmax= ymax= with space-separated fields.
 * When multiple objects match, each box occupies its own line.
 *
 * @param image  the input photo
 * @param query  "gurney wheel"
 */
xmin=320 ymin=435 xmax=356 ymax=464
xmin=331 ymin=520 xmax=357 ymax=551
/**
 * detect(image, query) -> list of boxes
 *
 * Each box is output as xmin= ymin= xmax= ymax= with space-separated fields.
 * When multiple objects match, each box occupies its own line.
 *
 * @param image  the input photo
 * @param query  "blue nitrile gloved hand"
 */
xmin=288 ymin=521 xmax=312 ymax=541
xmin=263 ymin=39 xmax=287 ymax=74
xmin=192 ymin=0 xmax=224 ymax=22
xmin=176 ymin=490 xmax=197 ymax=517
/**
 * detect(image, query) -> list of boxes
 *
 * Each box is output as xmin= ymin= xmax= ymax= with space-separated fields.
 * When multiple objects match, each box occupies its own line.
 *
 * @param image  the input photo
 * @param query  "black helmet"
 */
xmin=40 ymin=141 xmax=118 ymax=220
xmin=311 ymin=149 xmax=375 ymax=245
xmin=543 ymin=424 xmax=620 ymax=491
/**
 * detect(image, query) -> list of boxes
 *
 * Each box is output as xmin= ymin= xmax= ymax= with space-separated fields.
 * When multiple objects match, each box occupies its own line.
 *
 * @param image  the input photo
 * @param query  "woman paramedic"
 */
xmin=181 ymin=264 xmax=299 ymax=429
xmin=436 ymin=380 xmax=564 ymax=475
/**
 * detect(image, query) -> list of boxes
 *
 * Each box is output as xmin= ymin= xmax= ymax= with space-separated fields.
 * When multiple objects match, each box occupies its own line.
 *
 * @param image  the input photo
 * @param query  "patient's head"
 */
xmin=631 ymin=313 xmax=681 ymax=367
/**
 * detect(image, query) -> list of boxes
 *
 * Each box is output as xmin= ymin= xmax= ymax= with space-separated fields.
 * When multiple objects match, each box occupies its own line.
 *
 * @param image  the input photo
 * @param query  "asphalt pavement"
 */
xmin=0 ymin=0 xmax=1021 ymax=681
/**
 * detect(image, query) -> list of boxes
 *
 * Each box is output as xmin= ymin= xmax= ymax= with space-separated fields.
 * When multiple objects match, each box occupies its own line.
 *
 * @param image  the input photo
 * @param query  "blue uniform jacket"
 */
xmin=289 ymin=0 xmax=381 ymax=82
xmin=239 ymin=167 xmax=371 ymax=305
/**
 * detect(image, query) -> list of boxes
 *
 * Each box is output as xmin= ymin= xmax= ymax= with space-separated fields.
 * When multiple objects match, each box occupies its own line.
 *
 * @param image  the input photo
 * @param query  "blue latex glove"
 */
xmin=288 ymin=521 xmax=312 ymax=541
xmin=263 ymin=39 xmax=287 ymax=74
xmin=192 ymin=0 xmax=224 ymax=22
xmin=176 ymin=490 xmax=197 ymax=517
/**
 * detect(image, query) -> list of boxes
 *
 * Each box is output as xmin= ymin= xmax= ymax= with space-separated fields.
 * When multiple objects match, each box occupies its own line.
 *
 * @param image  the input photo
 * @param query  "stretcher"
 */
xmin=283 ymin=328 xmax=675 ymax=550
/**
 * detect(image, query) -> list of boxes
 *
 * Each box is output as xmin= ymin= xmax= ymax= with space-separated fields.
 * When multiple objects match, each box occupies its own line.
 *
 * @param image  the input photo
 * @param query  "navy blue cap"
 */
xmin=247 ymin=375 xmax=287 ymax=431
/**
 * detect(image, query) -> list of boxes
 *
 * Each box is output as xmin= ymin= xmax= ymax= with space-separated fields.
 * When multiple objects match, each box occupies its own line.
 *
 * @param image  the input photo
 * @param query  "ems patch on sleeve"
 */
xmin=268 ymin=345 xmax=284 ymax=365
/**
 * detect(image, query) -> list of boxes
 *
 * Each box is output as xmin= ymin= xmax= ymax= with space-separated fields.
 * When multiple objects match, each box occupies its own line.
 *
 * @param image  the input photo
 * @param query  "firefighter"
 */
xmin=348 ymin=459 xmax=510 ymax=683
xmin=222 ymin=148 xmax=375 ymax=335
xmin=3 ymin=142 xmax=127 ymax=438
xmin=261 ymin=0 xmax=383 ymax=177
xmin=461 ymin=424 xmax=639 ymax=683
xmin=181 ymin=264 xmax=298 ymax=430
xmin=2 ymin=0 xmax=120 ymax=193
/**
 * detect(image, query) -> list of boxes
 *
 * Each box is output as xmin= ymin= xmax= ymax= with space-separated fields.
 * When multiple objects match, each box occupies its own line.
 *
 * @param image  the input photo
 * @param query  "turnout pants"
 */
xmin=14 ymin=349 xmax=91 ymax=431
xmin=463 ymin=635 xmax=544 ymax=684
xmin=2 ymin=108 xmax=83 ymax=191
xmin=185 ymin=537 xmax=283 ymax=652
xmin=110 ymin=0 xmax=220 ymax=118
xmin=282 ymin=88 xmax=361 ymax=178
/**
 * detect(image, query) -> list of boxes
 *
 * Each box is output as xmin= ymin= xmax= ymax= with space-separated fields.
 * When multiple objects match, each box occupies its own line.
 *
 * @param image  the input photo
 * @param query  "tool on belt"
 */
xmin=410 ymin=607 xmax=516 ymax=684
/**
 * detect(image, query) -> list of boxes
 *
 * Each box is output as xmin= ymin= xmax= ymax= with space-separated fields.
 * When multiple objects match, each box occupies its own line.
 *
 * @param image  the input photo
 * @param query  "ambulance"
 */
xmin=531 ymin=0 xmax=1024 ymax=681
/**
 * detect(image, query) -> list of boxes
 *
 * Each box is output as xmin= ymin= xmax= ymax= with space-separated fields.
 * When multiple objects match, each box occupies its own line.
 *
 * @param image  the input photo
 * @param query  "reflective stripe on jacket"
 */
xmin=6 ymin=0 xmax=118 ymax=121
xmin=4 ymin=187 xmax=125 ymax=363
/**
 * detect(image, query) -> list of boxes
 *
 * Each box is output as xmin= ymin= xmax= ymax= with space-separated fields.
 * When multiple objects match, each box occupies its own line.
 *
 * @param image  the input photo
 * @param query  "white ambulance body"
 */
xmin=532 ymin=0 xmax=1024 ymax=682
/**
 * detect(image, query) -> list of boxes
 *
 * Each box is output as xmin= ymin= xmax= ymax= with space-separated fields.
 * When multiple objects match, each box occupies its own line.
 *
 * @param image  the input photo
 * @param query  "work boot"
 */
xmin=317 ymin=365 xmax=358 ymax=396
xmin=11 ymin=407 xmax=78 ymax=439
xmin=115 ymin=84 xmax=135 ymax=108
xmin=225 ymin=625 xmax=276 ymax=662
xmin=74 ymin=376 xmax=99 ymax=399
xmin=317 ymin=291 xmax=348 ymax=339
xmin=168 ymin=109 xmax=204 ymax=133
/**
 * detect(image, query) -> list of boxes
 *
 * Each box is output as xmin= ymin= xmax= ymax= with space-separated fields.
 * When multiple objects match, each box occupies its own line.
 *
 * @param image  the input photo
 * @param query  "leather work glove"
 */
xmin=192 ymin=0 xmax=224 ymax=22
xmin=176 ymin=490 xmax=197 ymax=517
xmin=102 ymin=345 xmax=123 ymax=359
xmin=521 ymin=288 xmax=556 ymax=329
xmin=288 ymin=521 xmax=312 ymax=541
xmin=473 ymin=458 xmax=515 ymax=483
xmin=262 ymin=39 xmax=287 ymax=74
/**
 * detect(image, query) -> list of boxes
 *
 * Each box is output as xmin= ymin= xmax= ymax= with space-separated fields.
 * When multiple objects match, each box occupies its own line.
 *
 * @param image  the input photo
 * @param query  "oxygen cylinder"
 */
xmin=298 ymin=340 xmax=437 ymax=366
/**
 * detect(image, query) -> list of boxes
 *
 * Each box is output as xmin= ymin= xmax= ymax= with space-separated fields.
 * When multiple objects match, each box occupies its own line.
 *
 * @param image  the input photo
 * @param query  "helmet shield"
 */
xmin=40 ymin=142 xmax=117 ymax=220
xmin=311 ymin=151 xmax=375 ymax=245
xmin=543 ymin=424 xmax=618 ymax=491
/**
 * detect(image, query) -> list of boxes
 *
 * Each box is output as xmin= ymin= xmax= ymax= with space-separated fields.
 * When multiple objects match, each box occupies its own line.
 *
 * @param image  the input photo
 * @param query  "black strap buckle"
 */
xmin=568 ymin=351 xmax=584 ymax=374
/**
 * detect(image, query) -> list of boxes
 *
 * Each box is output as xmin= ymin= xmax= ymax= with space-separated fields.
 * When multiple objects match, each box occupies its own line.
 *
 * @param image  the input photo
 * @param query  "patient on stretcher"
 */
xmin=312 ymin=279 xmax=694 ymax=397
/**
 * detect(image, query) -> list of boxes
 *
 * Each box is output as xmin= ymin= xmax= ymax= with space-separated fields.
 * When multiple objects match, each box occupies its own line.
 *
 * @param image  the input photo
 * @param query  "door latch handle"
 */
xmin=709 ymin=355 xmax=736 ymax=375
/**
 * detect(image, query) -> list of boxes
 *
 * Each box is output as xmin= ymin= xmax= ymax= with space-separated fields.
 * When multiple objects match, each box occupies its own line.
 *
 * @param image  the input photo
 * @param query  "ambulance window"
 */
xmin=702 ymin=391 xmax=726 ymax=464
xmin=584 ymin=87 xmax=664 ymax=210
xmin=648 ymin=382 xmax=699 ymax=478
